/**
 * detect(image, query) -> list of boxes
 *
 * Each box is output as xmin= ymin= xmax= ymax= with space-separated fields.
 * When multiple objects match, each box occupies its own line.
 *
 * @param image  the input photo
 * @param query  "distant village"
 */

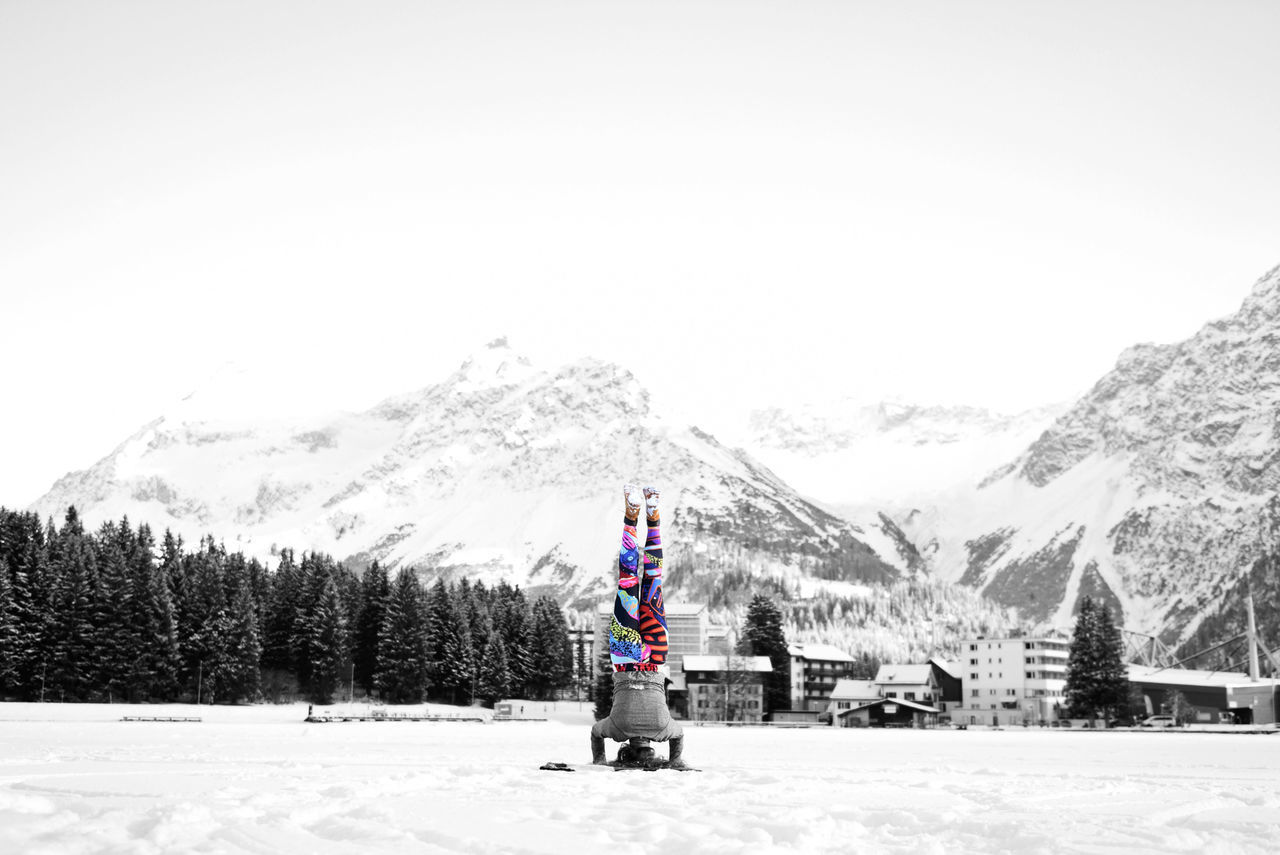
xmin=577 ymin=603 xmax=1280 ymax=729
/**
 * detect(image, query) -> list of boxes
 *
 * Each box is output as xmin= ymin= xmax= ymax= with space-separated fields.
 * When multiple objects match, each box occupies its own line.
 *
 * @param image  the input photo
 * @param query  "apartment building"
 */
xmin=952 ymin=635 xmax=1069 ymax=726
xmin=683 ymin=655 xmax=774 ymax=723
xmin=787 ymin=643 xmax=859 ymax=711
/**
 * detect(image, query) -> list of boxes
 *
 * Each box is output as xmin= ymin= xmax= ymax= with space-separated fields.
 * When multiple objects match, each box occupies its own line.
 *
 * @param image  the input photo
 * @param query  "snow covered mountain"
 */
xmin=742 ymin=400 xmax=1063 ymax=573
xmin=746 ymin=400 xmax=1061 ymax=512
xmin=906 ymin=264 xmax=1280 ymax=643
xmin=31 ymin=339 xmax=900 ymax=608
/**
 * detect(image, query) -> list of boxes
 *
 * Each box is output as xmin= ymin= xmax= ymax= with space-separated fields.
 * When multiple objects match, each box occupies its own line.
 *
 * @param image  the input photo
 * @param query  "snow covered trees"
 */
xmin=1064 ymin=596 xmax=1127 ymax=720
xmin=374 ymin=569 xmax=429 ymax=703
xmin=739 ymin=594 xmax=791 ymax=716
xmin=0 ymin=506 xmax=576 ymax=707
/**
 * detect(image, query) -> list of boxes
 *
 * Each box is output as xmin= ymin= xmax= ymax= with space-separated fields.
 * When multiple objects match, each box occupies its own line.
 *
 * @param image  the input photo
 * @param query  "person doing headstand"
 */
xmin=590 ymin=484 xmax=686 ymax=767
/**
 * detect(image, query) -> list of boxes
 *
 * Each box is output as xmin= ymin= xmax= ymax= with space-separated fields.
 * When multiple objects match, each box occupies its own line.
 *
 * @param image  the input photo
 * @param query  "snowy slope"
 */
xmin=742 ymin=400 xmax=1062 ymax=573
xmin=31 ymin=340 xmax=898 ymax=607
xmin=910 ymin=264 xmax=1280 ymax=642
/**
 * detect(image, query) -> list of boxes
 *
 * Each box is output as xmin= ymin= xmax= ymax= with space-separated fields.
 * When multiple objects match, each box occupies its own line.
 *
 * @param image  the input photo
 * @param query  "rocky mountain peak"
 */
xmin=448 ymin=336 xmax=539 ymax=393
xmin=938 ymin=262 xmax=1280 ymax=642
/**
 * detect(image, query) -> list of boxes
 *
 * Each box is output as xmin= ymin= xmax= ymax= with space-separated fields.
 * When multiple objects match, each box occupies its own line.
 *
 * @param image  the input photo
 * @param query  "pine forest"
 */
xmin=0 ymin=507 xmax=577 ymax=706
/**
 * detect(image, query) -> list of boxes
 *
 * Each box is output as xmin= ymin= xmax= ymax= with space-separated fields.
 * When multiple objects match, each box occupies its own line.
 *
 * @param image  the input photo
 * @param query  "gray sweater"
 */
xmin=590 ymin=670 xmax=683 ymax=742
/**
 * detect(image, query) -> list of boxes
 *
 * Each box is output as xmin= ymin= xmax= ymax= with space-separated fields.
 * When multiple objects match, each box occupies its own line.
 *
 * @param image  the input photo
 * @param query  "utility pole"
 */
xmin=1247 ymin=593 xmax=1262 ymax=682
xmin=196 ymin=661 xmax=203 ymax=705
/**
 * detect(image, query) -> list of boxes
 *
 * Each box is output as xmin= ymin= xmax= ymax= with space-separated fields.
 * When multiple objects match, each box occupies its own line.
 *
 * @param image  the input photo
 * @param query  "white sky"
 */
xmin=3 ymin=0 xmax=1278 ymax=507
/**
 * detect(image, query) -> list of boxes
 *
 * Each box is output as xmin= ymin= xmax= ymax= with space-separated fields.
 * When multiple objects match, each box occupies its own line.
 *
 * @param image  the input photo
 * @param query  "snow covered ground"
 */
xmin=2 ymin=703 xmax=1279 ymax=854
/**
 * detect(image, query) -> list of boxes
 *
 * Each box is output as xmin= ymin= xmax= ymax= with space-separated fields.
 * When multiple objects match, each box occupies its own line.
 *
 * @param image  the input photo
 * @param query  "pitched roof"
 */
xmin=928 ymin=657 xmax=962 ymax=680
xmin=787 ymin=643 xmax=857 ymax=663
xmin=874 ymin=663 xmax=934 ymax=685
xmin=837 ymin=697 xmax=941 ymax=716
xmin=682 ymin=655 xmax=774 ymax=673
xmin=829 ymin=679 xmax=881 ymax=701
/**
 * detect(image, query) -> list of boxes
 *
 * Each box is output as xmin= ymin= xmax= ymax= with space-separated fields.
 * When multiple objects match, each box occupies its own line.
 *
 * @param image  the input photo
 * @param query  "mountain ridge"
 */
xmin=30 ymin=340 xmax=903 ymax=613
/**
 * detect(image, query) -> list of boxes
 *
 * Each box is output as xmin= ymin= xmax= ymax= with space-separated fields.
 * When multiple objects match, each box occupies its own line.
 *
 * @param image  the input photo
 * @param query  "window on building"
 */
xmin=905 ymin=692 xmax=916 ymax=701
xmin=989 ymin=689 xmax=996 ymax=695
xmin=970 ymin=658 xmax=978 ymax=665
xmin=1006 ymin=689 xmax=1016 ymax=696
xmin=886 ymin=692 xmax=897 ymax=698
xmin=969 ymin=644 xmax=977 ymax=651
xmin=971 ymin=689 xmax=979 ymax=698
xmin=970 ymin=673 xmax=978 ymax=681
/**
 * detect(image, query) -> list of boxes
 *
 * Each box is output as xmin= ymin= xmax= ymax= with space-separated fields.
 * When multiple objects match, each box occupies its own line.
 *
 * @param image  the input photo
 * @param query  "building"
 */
xmin=565 ymin=625 xmax=595 ymax=701
xmin=788 ymin=643 xmax=860 ymax=711
xmin=664 ymin=603 xmax=710 ymax=691
xmin=706 ymin=624 xmax=733 ymax=656
xmin=827 ymin=672 xmax=941 ymax=728
xmin=1128 ymin=665 xmax=1279 ymax=725
xmin=873 ymin=663 xmax=940 ymax=706
xmin=835 ymin=697 xmax=940 ymax=728
xmin=928 ymin=657 xmax=963 ymax=720
xmin=952 ymin=635 xmax=1069 ymax=726
xmin=682 ymin=654 xmax=774 ymax=723
xmin=826 ymin=678 xmax=882 ymax=720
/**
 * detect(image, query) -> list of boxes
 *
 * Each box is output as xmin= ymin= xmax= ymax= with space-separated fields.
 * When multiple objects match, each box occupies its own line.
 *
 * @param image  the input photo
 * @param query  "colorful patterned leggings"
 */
xmin=609 ymin=513 xmax=667 ymax=671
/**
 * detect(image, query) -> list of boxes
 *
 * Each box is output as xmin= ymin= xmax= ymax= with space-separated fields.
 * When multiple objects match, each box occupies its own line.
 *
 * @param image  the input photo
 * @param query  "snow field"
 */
xmin=1 ymin=703 xmax=1279 ymax=854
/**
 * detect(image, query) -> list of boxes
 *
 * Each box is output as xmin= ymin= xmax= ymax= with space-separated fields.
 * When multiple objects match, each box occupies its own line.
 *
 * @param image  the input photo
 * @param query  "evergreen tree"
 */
xmin=116 ymin=522 xmax=180 ymax=701
xmin=158 ymin=530 xmax=190 ymax=689
xmin=216 ymin=560 xmax=263 ymax=703
xmin=474 ymin=625 xmax=513 ymax=706
xmin=429 ymin=580 xmax=475 ymax=704
xmin=260 ymin=549 xmax=300 ymax=674
xmin=593 ymin=650 xmax=614 ymax=720
xmin=0 ymin=559 xmax=18 ymax=694
xmin=739 ymin=594 xmax=790 ymax=715
xmin=1064 ymin=596 xmax=1100 ymax=717
xmin=1093 ymin=605 xmax=1128 ymax=721
xmin=181 ymin=537 xmax=229 ymax=701
xmin=93 ymin=519 xmax=134 ymax=700
xmin=46 ymin=508 xmax=98 ymax=701
xmin=353 ymin=562 xmax=390 ymax=694
xmin=527 ymin=596 xmax=573 ymax=701
xmin=1165 ymin=689 xmax=1194 ymax=725
xmin=0 ymin=509 xmax=49 ymax=699
xmin=456 ymin=578 xmax=487 ymax=681
xmin=851 ymin=651 xmax=881 ymax=680
xmin=375 ymin=569 xmax=429 ymax=703
xmin=137 ymin=523 xmax=182 ymax=700
xmin=304 ymin=573 xmax=350 ymax=704
xmin=493 ymin=583 xmax=531 ymax=697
